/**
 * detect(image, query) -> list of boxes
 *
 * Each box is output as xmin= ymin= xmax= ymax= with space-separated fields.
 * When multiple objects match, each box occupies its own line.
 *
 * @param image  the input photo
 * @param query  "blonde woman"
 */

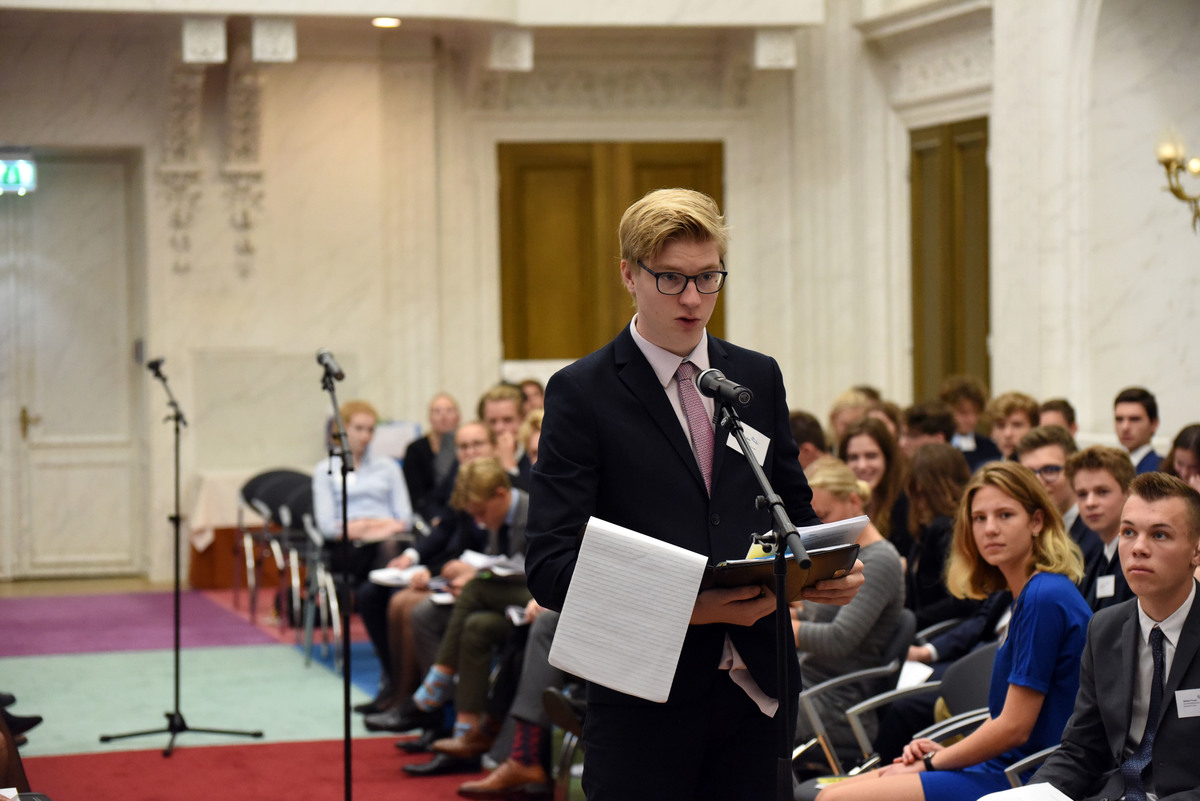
xmin=819 ymin=461 xmax=1090 ymax=801
xmin=795 ymin=458 xmax=906 ymax=760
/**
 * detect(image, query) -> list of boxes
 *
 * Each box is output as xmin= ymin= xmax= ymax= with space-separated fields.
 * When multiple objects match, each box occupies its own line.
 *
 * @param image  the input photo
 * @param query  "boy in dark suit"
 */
xmin=526 ymin=188 xmax=863 ymax=801
xmin=1114 ymin=387 xmax=1163 ymax=475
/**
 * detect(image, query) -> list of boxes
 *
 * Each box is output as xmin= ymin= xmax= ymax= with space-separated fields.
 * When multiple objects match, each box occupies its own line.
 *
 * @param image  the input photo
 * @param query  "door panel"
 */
xmin=5 ymin=155 xmax=142 ymax=577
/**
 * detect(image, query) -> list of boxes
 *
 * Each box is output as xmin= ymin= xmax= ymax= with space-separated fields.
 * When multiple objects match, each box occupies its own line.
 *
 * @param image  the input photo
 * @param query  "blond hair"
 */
xmin=946 ymin=461 xmax=1083 ymax=599
xmin=1065 ymin=445 xmax=1136 ymax=492
xmin=619 ymin=188 xmax=729 ymax=265
xmin=450 ymin=457 xmax=511 ymax=510
xmin=339 ymin=399 xmax=379 ymax=427
xmin=806 ymin=457 xmax=870 ymax=507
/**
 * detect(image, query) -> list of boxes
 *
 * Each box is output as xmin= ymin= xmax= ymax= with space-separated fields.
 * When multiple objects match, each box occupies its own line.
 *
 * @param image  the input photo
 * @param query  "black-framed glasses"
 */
xmin=1030 ymin=465 xmax=1064 ymax=482
xmin=637 ymin=260 xmax=728 ymax=295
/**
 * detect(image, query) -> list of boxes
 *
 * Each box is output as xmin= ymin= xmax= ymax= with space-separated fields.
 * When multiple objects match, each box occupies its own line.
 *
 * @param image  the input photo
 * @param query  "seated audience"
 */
xmin=355 ymin=421 xmax=499 ymax=724
xmin=312 ymin=399 xmax=413 ymax=584
xmin=1021 ymin=473 xmax=1200 ymax=801
xmin=899 ymin=401 xmax=956 ymax=459
xmin=402 ymin=392 xmax=461 ymax=523
xmin=794 ymin=458 xmax=905 ymax=760
xmin=938 ymin=374 xmax=1002 ymax=472
xmin=986 ymin=391 xmax=1039 ymax=460
xmin=1069 ymin=445 xmax=1136 ymax=611
xmin=1114 ymin=386 xmax=1162 ymax=474
xmin=905 ymin=443 xmax=977 ymax=628
xmin=1163 ymin=422 xmax=1200 ymax=491
xmin=1015 ymin=426 xmax=1103 ymax=573
xmin=1037 ymin=398 xmax=1078 ymax=436
xmin=790 ymin=409 xmax=830 ymax=469
xmin=819 ymin=461 xmax=1090 ymax=801
xmin=517 ymin=408 xmax=543 ymax=487
xmin=404 ymin=458 xmax=532 ymax=777
xmin=840 ymin=417 xmax=912 ymax=556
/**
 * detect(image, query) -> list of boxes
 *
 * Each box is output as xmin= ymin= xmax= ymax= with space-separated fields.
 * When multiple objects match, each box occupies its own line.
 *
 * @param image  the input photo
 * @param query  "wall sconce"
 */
xmin=1156 ymin=136 xmax=1200 ymax=232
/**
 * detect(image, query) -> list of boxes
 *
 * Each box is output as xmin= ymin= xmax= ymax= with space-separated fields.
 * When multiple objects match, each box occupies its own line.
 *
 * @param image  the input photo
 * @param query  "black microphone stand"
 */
xmin=319 ymin=364 xmax=354 ymax=801
xmin=718 ymin=403 xmax=810 ymax=801
xmin=101 ymin=360 xmax=263 ymax=756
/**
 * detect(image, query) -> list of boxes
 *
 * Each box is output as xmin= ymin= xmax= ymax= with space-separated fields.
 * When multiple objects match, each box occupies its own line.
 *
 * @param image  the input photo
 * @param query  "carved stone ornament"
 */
xmin=223 ymin=43 xmax=264 ymax=276
xmin=471 ymin=57 xmax=750 ymax=112
xmin=157 ymin=63 xmax=206 ymax=274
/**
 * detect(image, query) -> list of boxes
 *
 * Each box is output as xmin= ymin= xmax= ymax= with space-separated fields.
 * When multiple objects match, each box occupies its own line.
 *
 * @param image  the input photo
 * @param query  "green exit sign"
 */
xmin=0 ymin=149 xmax=36 ymax=195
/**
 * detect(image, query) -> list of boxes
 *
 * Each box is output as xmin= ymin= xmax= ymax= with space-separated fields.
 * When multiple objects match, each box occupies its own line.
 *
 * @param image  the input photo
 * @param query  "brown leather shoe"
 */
xmin=432 ymin=723 xmax=497 ymax=759
xmin=457 ymin=759 xmax=550 ymax=799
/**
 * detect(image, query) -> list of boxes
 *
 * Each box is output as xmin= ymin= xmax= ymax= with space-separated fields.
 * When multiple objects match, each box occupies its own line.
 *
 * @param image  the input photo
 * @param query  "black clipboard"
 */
xmin=699 ymin=542 xmax=861 ymax=601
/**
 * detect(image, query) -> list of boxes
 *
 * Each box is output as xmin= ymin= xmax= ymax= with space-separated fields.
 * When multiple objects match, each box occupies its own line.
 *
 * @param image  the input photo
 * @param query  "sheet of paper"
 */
xmin=749 ymin=515 xmax=869 ymax=557
xmin=548 ymin=516 xmax=708 ymax=703
xmin=897 ymin=660 xmax=936 ymax=689
xmin=978 ymin=784 xmax=1071 ymax=801
xmin=368 ymin=566 xmax=423 ymax=587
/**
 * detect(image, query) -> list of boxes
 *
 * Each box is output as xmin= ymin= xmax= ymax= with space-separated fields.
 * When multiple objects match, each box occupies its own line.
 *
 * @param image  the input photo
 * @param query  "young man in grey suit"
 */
xmin=526 ymin=188 xmax=863 ymax=800
xmin=1026 ymin=472 xmax=1200 ymax=800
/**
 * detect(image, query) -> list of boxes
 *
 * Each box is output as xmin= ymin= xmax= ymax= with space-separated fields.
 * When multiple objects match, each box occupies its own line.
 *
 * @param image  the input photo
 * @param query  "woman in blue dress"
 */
xmin=819 ymin=460 xmax=1091 ymax=801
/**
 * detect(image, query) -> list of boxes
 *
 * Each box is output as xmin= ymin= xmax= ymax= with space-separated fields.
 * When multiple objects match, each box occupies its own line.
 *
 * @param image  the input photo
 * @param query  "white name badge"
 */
xmin=1175 ymin=688 xmax=1200 ymax=718
xmin=727 ymin=422 xmax=769 ymax=467
xmin=1096 ymin=574 xmax=1116 ymax=599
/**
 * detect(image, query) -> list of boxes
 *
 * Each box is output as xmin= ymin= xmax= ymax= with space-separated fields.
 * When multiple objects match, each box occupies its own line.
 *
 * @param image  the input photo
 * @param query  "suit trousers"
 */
xmin=508 ymin=610 xmax=564 ymax=728
xmin=432 ymin=578 xmax=532 ymax=715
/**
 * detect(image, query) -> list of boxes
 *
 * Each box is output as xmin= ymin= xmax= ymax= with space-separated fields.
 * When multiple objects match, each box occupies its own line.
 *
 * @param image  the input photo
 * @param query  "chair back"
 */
xmin=241 ymin=469 xmax=310 ymax=527
xmin=939 ymin=640 xmax=999 ymax=716
xmin=875 ymin=608 xmax=917 ymax=693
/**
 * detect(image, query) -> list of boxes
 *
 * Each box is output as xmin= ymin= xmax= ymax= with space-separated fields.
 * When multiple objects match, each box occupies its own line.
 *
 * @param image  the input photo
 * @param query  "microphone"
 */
xmin=146 ymin=358 xmax=165 ymax=378
xmin=316 ymin=349 xmax=345 ymax=381
xmin=695 ymin=368 xmax=753 ymax=407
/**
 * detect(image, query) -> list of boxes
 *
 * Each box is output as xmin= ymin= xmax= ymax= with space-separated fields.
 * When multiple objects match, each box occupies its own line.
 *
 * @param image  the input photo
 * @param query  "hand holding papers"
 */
xmin=699 ymin=515 xmax=867 ymax=601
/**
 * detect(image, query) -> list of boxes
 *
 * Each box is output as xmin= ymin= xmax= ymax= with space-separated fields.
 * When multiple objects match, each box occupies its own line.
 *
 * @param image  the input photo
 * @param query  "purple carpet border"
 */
xmin=0 ymin=591 xmax=277 ymax=657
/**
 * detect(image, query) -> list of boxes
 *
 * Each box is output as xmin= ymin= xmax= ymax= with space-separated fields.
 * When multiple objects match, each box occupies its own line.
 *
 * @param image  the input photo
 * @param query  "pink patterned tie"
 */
xmin=675 ymin=361 xmax=714 ymax=495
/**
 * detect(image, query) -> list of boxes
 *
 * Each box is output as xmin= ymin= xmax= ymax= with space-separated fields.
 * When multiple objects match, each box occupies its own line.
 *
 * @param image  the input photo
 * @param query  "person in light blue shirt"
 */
xmin=313 ymin=399 xmax=413 ymax=583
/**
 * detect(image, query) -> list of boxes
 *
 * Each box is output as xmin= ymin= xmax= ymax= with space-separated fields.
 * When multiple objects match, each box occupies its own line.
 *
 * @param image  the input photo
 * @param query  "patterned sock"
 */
xmin=453 ymin=719 xmax=471 ymax=738
xmin=510 ymin=719 xmax=544 ymax=767
xmin=413 ymin=666 xmax=453 ymax=712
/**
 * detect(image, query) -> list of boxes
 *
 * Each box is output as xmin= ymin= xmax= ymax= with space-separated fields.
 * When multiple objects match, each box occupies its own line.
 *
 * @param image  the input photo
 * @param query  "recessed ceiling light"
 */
xmin=372 ymin=17 xmax=401 ymax=28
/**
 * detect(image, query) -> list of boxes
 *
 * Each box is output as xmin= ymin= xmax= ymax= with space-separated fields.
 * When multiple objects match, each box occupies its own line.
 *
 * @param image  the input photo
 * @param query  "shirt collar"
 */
xmin=1063 ymin=504 xmax=1079 ymax=532
xmin=628 ymin=316 xmax=710 ymax=388
xmin=952 ymin=432 xmax=977 ymax=451
xmin=1137 ymin=579 xmax=1196 ymax=645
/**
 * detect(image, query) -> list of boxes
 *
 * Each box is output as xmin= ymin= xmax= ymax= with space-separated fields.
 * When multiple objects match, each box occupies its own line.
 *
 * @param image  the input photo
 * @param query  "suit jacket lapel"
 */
xmin=707 ymin=337 xmax=734 ymax=485
xmin=1112 ymin=608 xmax=1141 ymax=756
xmin=613 ymin=327 xmax=708 ymax=494
xmin=1163 ymin=580 xmax=1200 ymax=703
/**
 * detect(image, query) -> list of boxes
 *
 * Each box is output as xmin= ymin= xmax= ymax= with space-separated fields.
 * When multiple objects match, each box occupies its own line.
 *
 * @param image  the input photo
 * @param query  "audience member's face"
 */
xmin=455 ymin=423 xmax=494 ymax=462
xmin=621 ymin=237 xmax=722 ymax=357
xmin=830 ymin=408 xmax=867 ymax=443
xmin=429 ymin=395 xmax=460 ymax=435
xmin=970 ymin=485 xmax=1041 ymax=576
xmin=521 ymin=383 xmax=544 ymax=415
xmin=1175 ymin=448 xmax=1200 ymax=486
xmin=1073 ymin=468 xmax=1127 ymax=541
xmin=844 ymin=434 xmax=886 ymax=490
xmin=345 ymin=413 xmax=376 ymax=458
xmin=1119 ymin=495 xmax=1200 ymax=609
xmin=1018 ymin=445 xmax=1073 ymax=515
xmin=796 ymin=443 xmax=824 ymax=470
xmin=899 ymin=428 xmax=942 ymax=459
xmin=466 ymin=488 xmax=510 ymax=531
xmin=992 ymin=413 xmax=1033 ymax=458
xmin=809 ymin=487 xmax=860 ymax=524
xmin=952 ymin=399 xmax=980 ymax=436
xmin=1114 ymin=402 xmax=1158 ymax=452
xmin=483 ymin=399 xmax=522 ymax=439
xmin=1039 ymin=410 xmax=1074 ymax=434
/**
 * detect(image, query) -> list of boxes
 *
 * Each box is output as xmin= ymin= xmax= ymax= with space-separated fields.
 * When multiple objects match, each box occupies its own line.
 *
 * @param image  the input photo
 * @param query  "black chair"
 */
xmin=234 ymin=469 xmax=311 ymax=625
xmin=792 ymin=607 xmax=918 ymax=776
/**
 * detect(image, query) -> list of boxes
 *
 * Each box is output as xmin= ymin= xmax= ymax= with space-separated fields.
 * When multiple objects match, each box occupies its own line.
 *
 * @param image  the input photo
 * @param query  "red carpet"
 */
xmin=23 ymin=737 xmax=482 ymax=801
